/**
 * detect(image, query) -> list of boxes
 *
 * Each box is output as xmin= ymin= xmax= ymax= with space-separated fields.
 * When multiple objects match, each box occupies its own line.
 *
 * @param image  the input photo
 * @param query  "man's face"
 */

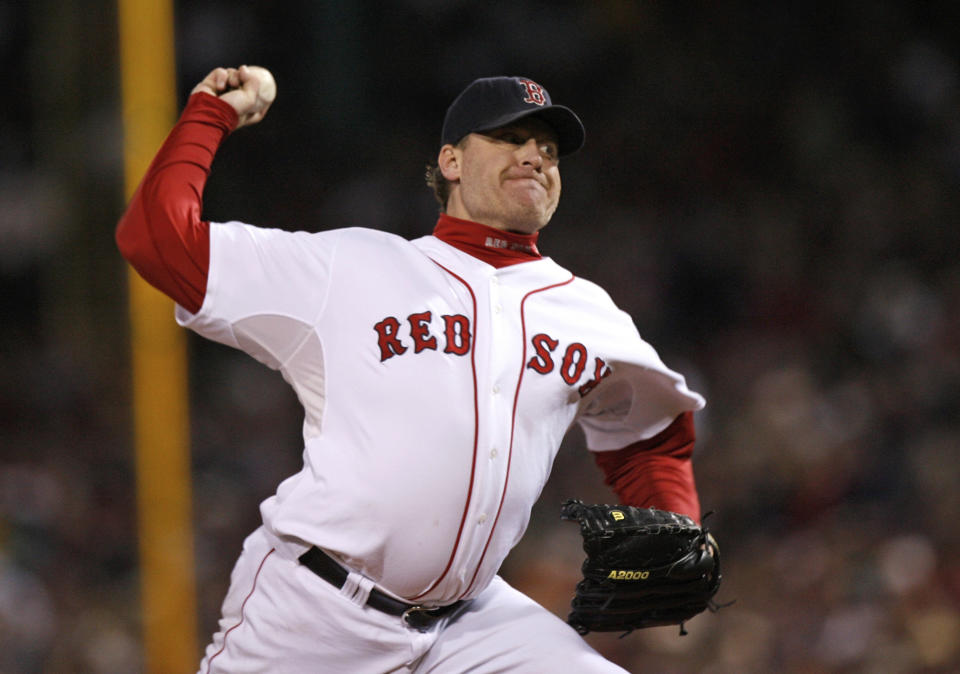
xmin=442 ymin=117 xmax=561 ymax=234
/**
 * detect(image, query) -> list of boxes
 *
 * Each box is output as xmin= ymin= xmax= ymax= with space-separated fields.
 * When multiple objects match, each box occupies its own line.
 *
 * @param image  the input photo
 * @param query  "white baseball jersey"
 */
xmin=176 ymin=222 xmax=704 ymax=606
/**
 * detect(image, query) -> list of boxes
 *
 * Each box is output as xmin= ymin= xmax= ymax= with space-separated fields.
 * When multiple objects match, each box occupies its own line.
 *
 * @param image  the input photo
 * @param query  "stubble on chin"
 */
xmin=501 ymin=184 xmax=559 ymax=233
xmin=501 ymin=202 xmax=556 ymax=234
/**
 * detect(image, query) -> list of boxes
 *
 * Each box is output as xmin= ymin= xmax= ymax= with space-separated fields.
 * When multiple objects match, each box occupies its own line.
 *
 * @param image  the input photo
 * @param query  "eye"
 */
xmin=540 ymin=142 xmax=559 ymax=160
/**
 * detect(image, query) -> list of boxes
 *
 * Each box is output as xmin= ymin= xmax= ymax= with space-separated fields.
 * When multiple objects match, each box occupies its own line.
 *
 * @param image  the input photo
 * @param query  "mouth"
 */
xmin=504 ymin=174 xmax=547 ymax=190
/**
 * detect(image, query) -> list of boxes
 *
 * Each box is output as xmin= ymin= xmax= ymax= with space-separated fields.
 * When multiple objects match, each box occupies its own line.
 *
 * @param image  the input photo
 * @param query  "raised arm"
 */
xmin=115 ymin=66 xmax=276 ymax=313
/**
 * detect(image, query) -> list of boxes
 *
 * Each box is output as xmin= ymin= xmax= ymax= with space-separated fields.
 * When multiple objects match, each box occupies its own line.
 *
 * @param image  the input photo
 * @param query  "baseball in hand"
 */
xmin=192 ymin=64 xmax=278 ymax=129
xmin=230 ymin=65 xmax=276 ymax=128
xmin=243 ymin=65 xmax=276 ymax=108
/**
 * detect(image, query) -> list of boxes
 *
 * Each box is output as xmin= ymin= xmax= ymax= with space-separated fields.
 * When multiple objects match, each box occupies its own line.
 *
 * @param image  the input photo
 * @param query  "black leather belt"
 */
xmin=298 ymin=546 xmax=465 ymax=631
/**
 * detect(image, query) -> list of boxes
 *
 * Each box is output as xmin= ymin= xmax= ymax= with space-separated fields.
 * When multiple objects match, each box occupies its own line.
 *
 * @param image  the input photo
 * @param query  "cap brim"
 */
xmin=473 ymin=105 xmax=585 ymax=156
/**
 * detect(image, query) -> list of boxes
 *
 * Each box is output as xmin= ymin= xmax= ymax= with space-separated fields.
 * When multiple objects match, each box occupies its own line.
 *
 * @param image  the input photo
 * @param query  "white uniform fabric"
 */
xmin=197 ymin=526 xmax=630 ymax=673
xmin=180 ymin=222 xmax=704 ymax=670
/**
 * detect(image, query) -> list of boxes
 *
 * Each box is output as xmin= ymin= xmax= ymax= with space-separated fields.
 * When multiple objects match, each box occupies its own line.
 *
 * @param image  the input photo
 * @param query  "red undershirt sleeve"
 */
xmin=115 ymin=92 xmax=239 ymax=314
xmin=592 ymin=411 xmax=701 ymax=521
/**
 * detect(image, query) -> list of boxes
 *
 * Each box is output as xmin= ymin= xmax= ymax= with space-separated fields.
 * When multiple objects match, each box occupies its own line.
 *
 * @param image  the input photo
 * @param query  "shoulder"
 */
xmin=568 ymin=273 xmax=619 ymax=306
xmin=211 ymin=222 xmax=407 ymax=241
xmin=209 ymin=222 xmax=417 ymax=253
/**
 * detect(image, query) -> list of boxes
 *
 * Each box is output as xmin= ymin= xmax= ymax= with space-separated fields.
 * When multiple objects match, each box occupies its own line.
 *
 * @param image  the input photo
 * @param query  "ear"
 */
xmin=437 ymin=144 xmax=462 ymax=182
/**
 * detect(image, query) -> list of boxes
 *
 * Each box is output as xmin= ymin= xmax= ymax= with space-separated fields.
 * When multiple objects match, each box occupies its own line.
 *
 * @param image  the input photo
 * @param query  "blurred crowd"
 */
xmin=1 ymin=1 xmax=959 ymax=672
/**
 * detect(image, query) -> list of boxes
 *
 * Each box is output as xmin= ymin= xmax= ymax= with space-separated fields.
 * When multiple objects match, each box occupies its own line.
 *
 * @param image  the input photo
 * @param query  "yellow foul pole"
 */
xmin=117 ymin=0 xmax=199 ymax=671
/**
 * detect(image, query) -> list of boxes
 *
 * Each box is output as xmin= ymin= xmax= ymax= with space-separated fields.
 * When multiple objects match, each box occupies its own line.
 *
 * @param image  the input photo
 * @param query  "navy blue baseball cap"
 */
xmin=441 ymin=76 xmax=585 ymax=156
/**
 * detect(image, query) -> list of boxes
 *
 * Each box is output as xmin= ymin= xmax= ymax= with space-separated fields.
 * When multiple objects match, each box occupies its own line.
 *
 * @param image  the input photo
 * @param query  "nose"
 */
xmin=517 ymin=138 xmax=543 ymax=169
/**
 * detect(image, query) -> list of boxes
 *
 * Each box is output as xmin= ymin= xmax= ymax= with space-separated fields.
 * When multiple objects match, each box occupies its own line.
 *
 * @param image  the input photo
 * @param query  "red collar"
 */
xmin=432 ymin=213 xmax=541 ymax=268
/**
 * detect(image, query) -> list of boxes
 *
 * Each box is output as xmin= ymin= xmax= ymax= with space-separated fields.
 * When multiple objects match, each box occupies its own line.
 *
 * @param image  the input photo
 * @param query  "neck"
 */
xmin=432 ymin=213 xmax=541 ymax=268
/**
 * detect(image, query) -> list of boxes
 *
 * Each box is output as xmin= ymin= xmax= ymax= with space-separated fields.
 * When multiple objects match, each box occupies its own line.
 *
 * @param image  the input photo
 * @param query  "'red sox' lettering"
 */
xmin=374 ymin=311 xmax=471 ymax=361
xmin=375 ymin=318 xmax=611 ymax=397
xmin=527 ymin=332 xmax=611 ymax=396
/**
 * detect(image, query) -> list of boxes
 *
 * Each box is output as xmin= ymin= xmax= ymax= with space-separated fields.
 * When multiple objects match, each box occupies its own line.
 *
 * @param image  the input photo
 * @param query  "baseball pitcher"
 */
xmin=116 ymin=65 xmax=720 ymax=673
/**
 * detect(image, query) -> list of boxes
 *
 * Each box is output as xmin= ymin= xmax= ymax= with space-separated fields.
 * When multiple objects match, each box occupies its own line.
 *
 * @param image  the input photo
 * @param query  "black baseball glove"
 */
xmin=560 ymin=499 xmax=722 ymax=635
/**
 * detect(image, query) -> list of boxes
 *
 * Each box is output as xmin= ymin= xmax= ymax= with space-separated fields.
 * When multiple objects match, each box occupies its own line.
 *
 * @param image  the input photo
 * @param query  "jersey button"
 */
xmin=492 ymin=384 xmax=500 ymax=394
xmin=490 ymin=448 xmax=498 ymax=459
xmin=478 ymin=513 xmax=487 ymax=524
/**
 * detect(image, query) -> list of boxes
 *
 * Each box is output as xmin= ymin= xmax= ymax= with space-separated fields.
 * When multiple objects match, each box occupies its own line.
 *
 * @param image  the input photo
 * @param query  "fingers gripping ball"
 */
xmin=231 ymin=65 xmax=276 ymax=128
xmin=193 ymin=65 xmax=277 ymax=129
xmin=243 ymin=65 xmax=276 ymax=108
xmin=560 ymin=499 xmax=722 ymax=635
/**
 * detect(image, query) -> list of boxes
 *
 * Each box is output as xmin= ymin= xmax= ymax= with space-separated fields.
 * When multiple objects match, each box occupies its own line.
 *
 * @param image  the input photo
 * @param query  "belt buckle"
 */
xmin=401 ymin=605 xmax=441 ymax=631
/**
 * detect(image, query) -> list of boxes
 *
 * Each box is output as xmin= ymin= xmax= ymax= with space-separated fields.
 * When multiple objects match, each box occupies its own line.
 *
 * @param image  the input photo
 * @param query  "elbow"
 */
xmin=114 ymin=177 xmax=168 ymax=267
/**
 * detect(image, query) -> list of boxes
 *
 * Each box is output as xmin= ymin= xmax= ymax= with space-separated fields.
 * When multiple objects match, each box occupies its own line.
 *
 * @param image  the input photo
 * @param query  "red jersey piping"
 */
xmin=410 ymin=261 xmax=480 ymax=601
xmin=461 ymin=273 xmax=576 ymax=598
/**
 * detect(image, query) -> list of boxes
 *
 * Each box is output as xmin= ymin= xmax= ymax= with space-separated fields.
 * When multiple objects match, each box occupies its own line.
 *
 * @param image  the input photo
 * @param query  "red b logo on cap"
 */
xmin=518 ymin=79 xmax=547 ymax=106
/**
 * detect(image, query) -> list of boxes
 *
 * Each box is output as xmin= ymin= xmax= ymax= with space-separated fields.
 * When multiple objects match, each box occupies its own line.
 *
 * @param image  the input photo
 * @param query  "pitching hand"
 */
xmin=191 ymin=65 xmax=277 ymax=129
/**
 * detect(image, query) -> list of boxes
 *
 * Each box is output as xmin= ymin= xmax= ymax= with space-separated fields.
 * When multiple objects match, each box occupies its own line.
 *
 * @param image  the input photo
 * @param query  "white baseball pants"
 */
xmin=197 ymin=526 xmax=629 ymax=673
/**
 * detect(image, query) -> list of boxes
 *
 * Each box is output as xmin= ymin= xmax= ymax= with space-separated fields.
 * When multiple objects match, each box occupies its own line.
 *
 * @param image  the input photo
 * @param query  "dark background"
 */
xmin=2 ymin=1 xmax=959 ymax=671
